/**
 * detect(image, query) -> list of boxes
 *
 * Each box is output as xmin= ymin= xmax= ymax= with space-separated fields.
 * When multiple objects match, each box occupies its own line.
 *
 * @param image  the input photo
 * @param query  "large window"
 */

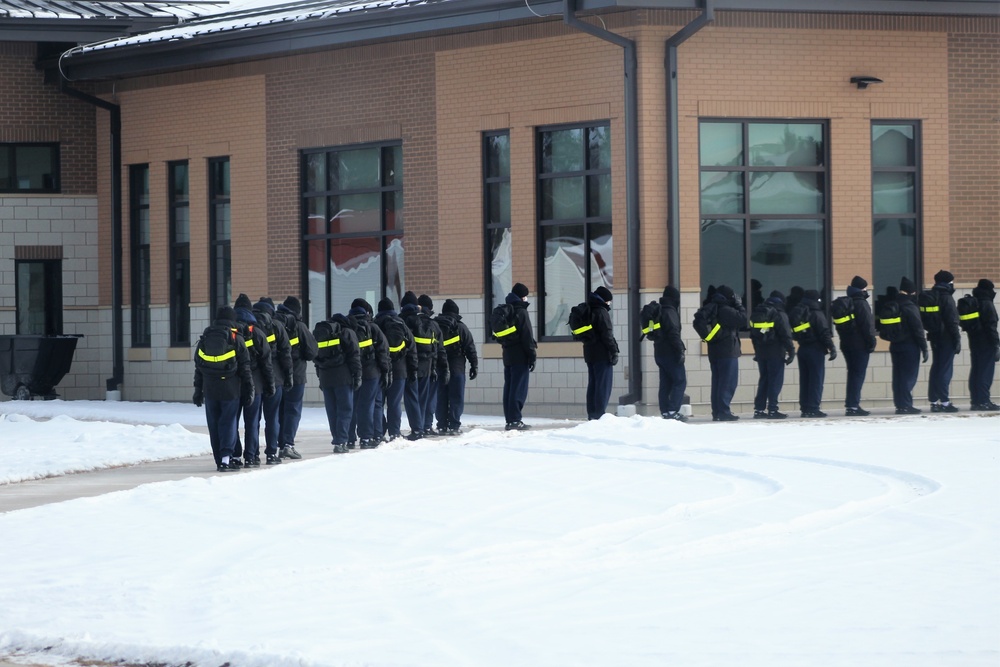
xmin=16 ymin=260 xmax=62 ymax=335
xmin=699 ymin=120 xmax=828 ymax=308
xmin=209 ymin=157 xmax=231 ymax=314
xmin=484 ymin=131 xmax=511 ymax=321
xmin=168 ymin=161 xmax=190 ymax=346
xmin=872 ymin=121 xmax=921 ymax=309
xmin=1 ymin=143 xmax=59 ymax=193
xmin=537 ymin=123 xmax=612 ymax=338
xmin=129 ymin=165 xmax=151 ymax=347
xmin=302 ymin=143 xmax=403 ymax=326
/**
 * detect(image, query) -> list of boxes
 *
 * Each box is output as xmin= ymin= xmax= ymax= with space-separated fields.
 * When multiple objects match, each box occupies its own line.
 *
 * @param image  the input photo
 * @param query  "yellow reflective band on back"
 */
xmin=494 ymin=326 xmax=516 ymax=338
xmin=198 ymin=348 xmax=236 ymax=363
xmin=920 ymin=306 xmax=940 ymax=313
xmin=358 ymin=339 xmax=373 ymax=348
xmin=389 ymin=341 xmax=406 ymax=353
xmin=443 ymin=335 xmax=460 ymax=346
xmin=703 ymin=322 xmax=721 ymax=342
xmin=879 ymin=317 xmax=901 ymax=325
xmin=642 ymin=321 xmax=661 ymax=335
xmin=751 ymin=321 xmax=774 ymax=330
xmin=959 ymin=312 xmax=980 ymax=321
xmin=414 ymin=336 xmax=435 ymax=345
xmin=245 ymin=340 xmax=254 ymax=348
xmin=317 ymin=338 xmax=341 ymax=348
xmin=793 ymin=322 xmax=811 ymax=333
xmin=289 ymin=337 xmax=299 ymax=346
xmin=266 ymin=334 xmax=276 ymax=343
xmin=572 ymin=324 xmax=594 ymax=336
xmin=832 ymin=314 xmax=854 ymax=325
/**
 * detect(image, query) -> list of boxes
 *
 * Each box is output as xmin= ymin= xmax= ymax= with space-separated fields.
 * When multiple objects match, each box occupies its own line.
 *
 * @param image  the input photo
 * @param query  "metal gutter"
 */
xmin=665 ymin=0 xmax=713 ymax=289
xmin=58 ymin=82 xmax=124 ymax=395
xmin=562 ymin=0 xmax=643 ymax=408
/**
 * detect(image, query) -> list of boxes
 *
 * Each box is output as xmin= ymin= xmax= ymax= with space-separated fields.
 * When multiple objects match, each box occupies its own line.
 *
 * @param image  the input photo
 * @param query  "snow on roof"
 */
xmin=0 ymin=0 xmax=229 ymax=21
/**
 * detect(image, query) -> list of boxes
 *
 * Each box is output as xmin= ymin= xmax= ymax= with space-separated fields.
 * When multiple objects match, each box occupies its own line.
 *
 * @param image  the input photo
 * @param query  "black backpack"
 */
xmin=490 ymin=304 xmax=518 ymax=345
xmin=313 ymin=318 xmax=346 ymax=368
xmin=408 ymin=314 xmax=438 ymax=362
xmin=274 ymin=310 xmax=301 ymax=359
xmin=567 ymin=302 xmax=595 ymax=341
xmin=379 ymin=315 xmax=410 ymax=360
xmin=693 ymin=302 xmax=720 ymax=342
xmin=789 ymin=303 xmax=814 ymax=343
xmin=195 ymin=324 xmax=239 ymax=378
xmin=749 ymin=302 xmax=778 ymax=345
xmin=830 ymin=296 xmax=856 ymax=334
xmin=640 ymin=301 xmax=663 ymax=341
xmin=918 ymin=289 xmax=943 ymax=335
xmin=436 ymin=315 xmax=462 ymax=358
xmin=877 ymin=300 xmax=906 ymax=342
xmin=348 ymin=317 xmax=376 ymax=365
xmin=253 ymin=309 xmax=278 ymax=350
xmin=956 ymin=294 xmax=982 ymax=334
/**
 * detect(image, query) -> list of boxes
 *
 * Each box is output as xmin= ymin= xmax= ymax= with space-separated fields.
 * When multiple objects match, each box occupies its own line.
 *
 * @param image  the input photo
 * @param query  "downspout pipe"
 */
xmin=563 ymin=0 xmax=643 ymax=407
xmin=666 ymin=0 xmax=714 ymax=288
xmin=59 ymin=81 xmax=124 ymax=394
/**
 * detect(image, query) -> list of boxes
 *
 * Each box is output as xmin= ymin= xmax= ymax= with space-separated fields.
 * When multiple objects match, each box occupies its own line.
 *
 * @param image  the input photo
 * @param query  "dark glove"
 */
xmin=732 ymin=295 xmax=742 ymax=309
xmin=265 ymin=383 xmax=276 ymax=397
xmin=610 ymin=354 xmax=619 ymax=366
xmin=922 ymin=349 xmax=929 ymax=363
xmin=430 ymin=369 xmax=437 ymax=382
xmin=441 ymin=368 xmax=451 ymax=385
xmin=954 ymin=342 xmax=961 ymax=356
xmin=352 ymin=374 xmax=363 ymax=391
xmin=528 ymin=362 xmax=536 ymax=373
xmin=380 ymin=370 xmax=392 ymax=391
xmin=994 ymin=346 xmax=1000 ymax=362
xmin=192 ymin=390 xmax=203 ymax=408
xmin=784 ymin=351 xmax=795 ymax=366
xmin=752 ymin=355 xmax=758 ymax=363
xmin=242 ymin=384 xmax=255 ymax=409
xmin=828 ymin=349 xmax=837 ymax=362
xmin=868 ymin=344 xmax=877 ymax=354
xmin=283 ymin=377 xmax=293 ymax=390
xmin=408 ymin=371 xmax=417 ymax=382
xmin=469 ymin=366 xmax=478 ymax=381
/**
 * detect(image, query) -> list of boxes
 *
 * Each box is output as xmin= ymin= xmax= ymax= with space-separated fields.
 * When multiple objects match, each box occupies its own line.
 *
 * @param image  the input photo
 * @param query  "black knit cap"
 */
xmin=401 ymin=291 xmax=418 ymax=307
xmin=234 ymin=293 xmax=253 ymax=310
xmin=850 ymin=276 xmax=868 ymax=290
xmin=594 ymin=286 xmax=613 ymax=302
xmin=443 ymin=299 xmax=460 ymax=315
xmin=934 ymin=270 xmax=954 ymax=284
xmin=215 ymin=306 xmax=236 ymax=323
xmin=351 ymin=298 xmax=372 ymax=314
xmin=378 ymin=298 xmax=395 ymax=313
xmin=418 ymin=294 xmax=434 ymax=310
xmin=253 ymin=299 xmax=275 ymax=315
xmin=512 ymin=283 xmax=529 ymax=298
xmin=716 ymin=285 xmax=735 ymax=300
xmin=662 ymin=285 xmax=679 ymax=302
xmin=978 ymin=278 xmax=994 ymax=291
xmin=899 ymin=277 xmax=916 ymax=293
xmin=769 ymin=290 xmax=785 ymax=302
xmin=282 ymin=296 xmax=301 ymax=316
xmin=804 ymin=289 xmax=821 ymax=301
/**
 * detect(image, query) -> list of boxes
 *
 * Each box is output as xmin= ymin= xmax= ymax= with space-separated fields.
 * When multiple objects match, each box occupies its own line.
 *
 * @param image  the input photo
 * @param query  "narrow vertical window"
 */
xmin=537 ymin=123 xmax=612 ymax=338
xmin=129 ymin=165 xmax=151 ymax=347
xmin=15 ymin=260 xmax=62 ymax=335
xmin=169 ymin=161 xmax=190 ymax=346
xmin=484 ymin=131 xmax=511 ymax=322
xmin=209 ymin=157 xmax=231 ymax=314
xmin=871 ymin=121 xmax=921 ymax=311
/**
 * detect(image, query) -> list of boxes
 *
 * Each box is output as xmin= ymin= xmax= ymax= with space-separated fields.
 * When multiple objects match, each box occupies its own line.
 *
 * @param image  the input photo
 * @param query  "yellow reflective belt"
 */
xmin=443 ymin=335 xmax=460 ymax=346
xmin=572 ymin=324 xmax=594 ymax=336
xmin=920 ymin=306 xmax=940 ymax=313
xmin=959 ymin=312 xmax=980 ymax=321
xmin=266 ymin=334 xmax=276 ymax=343
xmin=751 ymin=321 xmax=774 ymax=330
xmin=703 ymin=322 xmax=721 ymax=342
xmin=289 ymin=337 xmax=299 ymax=346
xmin=317 ymin=338 xmax=341 ymax=348
xmin=880 ymin=317 xmax=901 ymax=326
xmin=198 ymin=348 xmax=236 ymax=363
xmin=642 ymin=321 xmax=661 ymax=336
xmin=414 ymin=336 xmax=435 ymax=345
xmin=494 ymin=325 xmax=516 ymax=338
xmin=793 ymin=322 xmax=811 ymax=333
xmin=832 ymin=314 xmax=854 ymax=325
xmin=389 ymin=341 xmax=406 ymax=353
xmin=358 ymin=339 xmax=373 ymax=348
xmin=245 ymin=339 xmax=254 ymax=348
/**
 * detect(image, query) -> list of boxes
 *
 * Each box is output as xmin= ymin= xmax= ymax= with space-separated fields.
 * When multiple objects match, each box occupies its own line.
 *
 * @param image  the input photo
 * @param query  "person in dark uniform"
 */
xmin=839 ymin=276 xmax=877 ymax=417
xmin=968 ymin=278 xmax=1000 ymax=411
xmin=434 ymin=299 xmax=478 ymax=435
xmin=400 ymin=292 xmax=444 ymax=440
xmin=796 ymin=289 xmax=837 ymax=418
xmin=374 ymin=298 xmax=418 ymax=442
xmin=654 ymin=286 xmax=687 ymax=421
xmin=751 ymin=290 xmax=794 ymax=419
xmin=347 ymin=298 xmax=391 ymax=449
xmin=192 ymin=306 xmax=254 ymax=472
xmin=314 ymin=313 xmax=362 ymax=454
xmin=276 ymin=296 xmax=318 ymax=460
xmin=233 ymin=294 xmax=275 ymax=467
xmin=583 ymin=286 xmax=619 ymax=420
xmin=706 ymin=284 xmax=746 ymax=421
xmin=501 ymin=282 xmax=537 ymax=430
xmin=890 ymin=278 xmax=928 ymax=414
xmin=416 ymin=295 xmax=449 ymax=436
xmin=927 ymin=270 xmax=962 ymax=413
xmin=253 ymin=298 xmax=293 ymax=464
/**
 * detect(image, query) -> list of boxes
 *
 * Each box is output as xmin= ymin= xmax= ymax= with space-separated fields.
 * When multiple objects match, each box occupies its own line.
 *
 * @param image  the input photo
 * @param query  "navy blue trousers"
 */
xmin=423 ymin=375 xmax=438 ymax=431
xmin=322 ymin=384 xmax=354 ymax=445
xmin=928 ymin=342 xmax=955 ymax=403
xmin=969 ymin=342 xmax=996 ymax=405
xmin=261 ymin=385 xmax=283 ymax=457
xmin=380 ymin=373 xmax=406 ymax=436
xmin=279 ymin=382 xmax=305 ymax=448
xmin=754 ymin=356 xmax=785 ymax=412
xmin=709 ymin=357 xmax=738 ymax=417
xmin=503 ymin=363 xmax=531 ymax=423
xmin=236 ymin=390 xmax=264 ymax=460
xmin=586 ymin=361 xmax=614 ymax=420
xmin=842 ymin=347 xmax=869 ymax=409
xmin=436 ymin=371 xmax=467 ymax=430
xmin=654 ymin=353 xmax=687 ymax=415
xmin=890 ymin=342 xmax=921 ymax=409
xmin=205 ymin=397 xmax=240 ymax=466
xmin=797 ymin=344 xmax=826 ymax=412
xmin=350 ymin=377 xmax=380 ymax=441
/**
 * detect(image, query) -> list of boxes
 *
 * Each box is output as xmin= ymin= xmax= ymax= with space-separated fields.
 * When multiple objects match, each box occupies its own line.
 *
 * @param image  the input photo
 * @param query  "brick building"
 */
xmin=3 ymin=0 xmax=998 ymax=417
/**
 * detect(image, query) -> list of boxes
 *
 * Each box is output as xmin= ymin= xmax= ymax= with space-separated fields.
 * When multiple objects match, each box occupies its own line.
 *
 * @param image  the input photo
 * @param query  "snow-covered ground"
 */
xmin=0 ymin=401 xmax=997 ymax=667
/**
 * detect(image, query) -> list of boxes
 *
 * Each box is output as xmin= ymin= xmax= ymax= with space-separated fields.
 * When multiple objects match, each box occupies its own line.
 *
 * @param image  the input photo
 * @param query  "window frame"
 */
xmin=208 ymin=156 xmax=232 ymax=315
xmin=535 ymin=121 xmax=613 ymax=340
xmin=129 ymin=164 xmax=151 ymax=347
xmin=483 ymin=130 xmax=511 ymax=342
xmin=15 ymin=259 xmax=63 ymax=335
xmin=0 ymin=142 xmax=60 ymax=193
xmin=168 ymin=160 xmax=191 ymax=347
xmin=698 ymin=118 xmax=831 ymax=310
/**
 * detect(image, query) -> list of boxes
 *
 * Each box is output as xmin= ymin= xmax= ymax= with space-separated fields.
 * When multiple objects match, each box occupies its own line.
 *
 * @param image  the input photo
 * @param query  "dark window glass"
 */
xmin=699 ymin=120 xmax=828 ymax=308
xmin=129 ymin=165 xmax=151 ymax=346
xmin=169 ymin=161 xmax=190 ymax=346
xmin=537 ymin=123 xmax=612 ymax=338
xmin=15 ymin=260 xmax=62 ymax=335
xmin=871 ymin=121 xmax=921 ymax=302
xmin=484 ymin=132 xmax=512 ymax=317
xmin=301 ymin=143 xmax=402 ymax=326
xmin=209 ymin=158 xmax=231 ymax=314
xmin=0 ymin=143 xmax=59 ymax=192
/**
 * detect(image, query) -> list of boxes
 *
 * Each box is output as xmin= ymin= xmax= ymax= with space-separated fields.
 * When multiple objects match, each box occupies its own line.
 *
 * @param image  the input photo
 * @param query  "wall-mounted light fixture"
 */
xmin=850 ymin=76 xmax=883 ymax=90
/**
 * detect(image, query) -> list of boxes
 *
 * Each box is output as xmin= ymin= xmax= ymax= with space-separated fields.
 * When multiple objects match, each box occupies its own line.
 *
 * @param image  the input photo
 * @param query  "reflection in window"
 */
xmin=537 ymin=123 xmax=612 ymax=338
xmin=209 ymin=157 xmax=231 ymax=314
xmin=16 ymin=260 xmax=62 ymax=335
xmin=169 ymin=161 xmax=190 ymax=346
xmin=699 ymin=120 xmax=828 ymax=307
xmin=301 ymin=143 xmax=403 ymax=323
xmin=0 ymin=143 xmax=59 ymax=192
xmin=871 ymin=122 xmax=920 ymax=300
xmin=129 ymin=165 xmax=151 ymax=346
xmin=484 ymin=131 xmax=512 ymax=318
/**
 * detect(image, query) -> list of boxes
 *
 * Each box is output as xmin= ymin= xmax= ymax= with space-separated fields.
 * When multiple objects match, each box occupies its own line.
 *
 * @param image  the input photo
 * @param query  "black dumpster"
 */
xmin=0 ymin=334 xmax=82 ymax=400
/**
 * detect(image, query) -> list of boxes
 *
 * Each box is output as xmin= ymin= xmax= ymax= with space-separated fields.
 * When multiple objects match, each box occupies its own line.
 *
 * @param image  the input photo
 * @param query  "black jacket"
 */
xmin=928 ymin=283 xmax=961 ymax=353
xmin=348 ymin=308 xmax=391 ymax=381
xmin=892 ymin=294 xmax=928 ymax=355
xmin=435 ymin=312 xmax=479 ymax=375
xmin=235 ymin=309 xmax=275 ymax=394
xmin=401 ymin=304 xmax=449 ymax=380
xmin=969 ymin=284 xmax=999 ymax=349
xmin=653 ymin=295 xmax=685 ymax=362
xmin=313 ymin=314 xmax=362 ymax=389
xmin=801 ymin=299 xmax=836 ymax=355
xmin=839 ymin=286 xmax=877 ymax=353
xmin=253 ymin=307 xmax=294 ymax=387
xmin=374 ymin=309 xmax=419 ymax=379
xmin=751 ymin=299 xmax=794 ymax=360
xmin=501 ymin=294 xmax=537 ymax=367
xmin=706 ymin=294 xmax=747 ymax=361
xmin=277 ymin=304 xmax=318 ymax=386
xmin=193 ymin=318 xmax=254 ymax=402
xmin=582 ymin=295 xmax=619 ymax=365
